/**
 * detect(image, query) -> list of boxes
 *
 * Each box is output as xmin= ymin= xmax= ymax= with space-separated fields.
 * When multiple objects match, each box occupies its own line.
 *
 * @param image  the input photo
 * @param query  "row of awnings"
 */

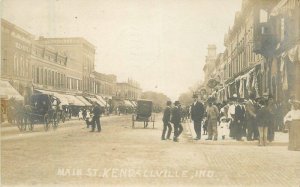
xmin=35 ymin=89 xmax=110 ymax=107
xmin=0 ymin=80 xmax=24 ymax=101
xmin=123 ymin=100 xmax=137 ymax=107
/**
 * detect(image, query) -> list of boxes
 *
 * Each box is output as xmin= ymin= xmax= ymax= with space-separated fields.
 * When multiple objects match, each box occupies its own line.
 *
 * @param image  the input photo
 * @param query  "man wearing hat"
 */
xmin=171 ymin=101 xmax=183 ymax=142
xmin=245 ymin=92 xmax=258 ymax=141
xmin=161 ymin=101 xmax=172 ymax=140
xmin=91 ymin=101 xmax=102 ymax=132
xmin=191 ymin=94 xmax=205 ymax=140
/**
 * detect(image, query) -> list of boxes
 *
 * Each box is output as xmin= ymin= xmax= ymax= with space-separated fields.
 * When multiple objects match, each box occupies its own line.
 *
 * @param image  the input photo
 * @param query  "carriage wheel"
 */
xmin=44 ymin=114 xmax=50 ymax=131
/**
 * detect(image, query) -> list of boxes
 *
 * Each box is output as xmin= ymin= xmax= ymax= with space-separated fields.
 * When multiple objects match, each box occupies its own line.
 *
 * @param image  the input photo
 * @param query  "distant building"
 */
xmin=116 ymin=79 xmax=142 ymax=100
xmin=93 ymin=71 xmax=117 ymax=98
xmin=36 ymin=37 xmax=96 ymax=94
xmin=31 ymin=41 xmax=68 ymax=93
xmin=1 ymin=19 xmax=127 ymax=103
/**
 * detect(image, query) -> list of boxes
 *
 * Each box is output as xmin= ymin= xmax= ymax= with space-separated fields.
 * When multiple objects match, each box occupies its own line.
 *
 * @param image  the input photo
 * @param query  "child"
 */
xmin=219 ymin=116 xmax=230 ymax=140
xmin=78 ymin=109 xmax=83 ymax=120
xmin=85 ymin=110 xmax=92 ymax=128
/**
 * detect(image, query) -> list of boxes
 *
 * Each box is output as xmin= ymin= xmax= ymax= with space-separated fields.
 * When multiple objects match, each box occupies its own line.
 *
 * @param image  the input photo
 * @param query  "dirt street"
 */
xmin=1 ymin=114 xmax=300 ymax=187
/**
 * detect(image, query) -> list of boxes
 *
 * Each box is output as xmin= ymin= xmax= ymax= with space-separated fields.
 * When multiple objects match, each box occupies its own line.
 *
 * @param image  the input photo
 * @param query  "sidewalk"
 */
xmin=184 ymin=120 xmax=289 ymax=146
xmin=0 ymin=113 xmax=123 ymax=128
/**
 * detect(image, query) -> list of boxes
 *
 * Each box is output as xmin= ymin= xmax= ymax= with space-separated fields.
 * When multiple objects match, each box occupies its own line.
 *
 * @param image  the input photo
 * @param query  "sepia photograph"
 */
xmin=1 ymin=0 xmax=300 ymax=186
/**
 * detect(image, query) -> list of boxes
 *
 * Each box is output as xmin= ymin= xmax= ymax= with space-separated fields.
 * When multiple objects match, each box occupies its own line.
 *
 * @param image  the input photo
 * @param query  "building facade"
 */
xmin=93 ymin=72 xmax=117 ymax=97
xmin=1 ymin=19 xmax=33 ymax=103
xmin=116 ymin=79 xmax=142 ymax=101
xmin=201 ymin=0 xmax=300 ymax=103
xmin=36 ymin=37 xmax=96 ymax=94
xmin=1 ymin=19 xmax=137 ymax=105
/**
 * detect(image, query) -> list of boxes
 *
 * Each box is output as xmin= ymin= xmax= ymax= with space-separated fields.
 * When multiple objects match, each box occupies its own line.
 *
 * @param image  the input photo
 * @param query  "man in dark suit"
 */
xmin=91 ymin=102 xmax=102 ymax=132
xmin=235 ymin=98 xmax=245 ymax=141
xmin=161 ymin=101 xmax=172 ymax=140
xmin=171 ymin=101 xmax=183 ymax=142
xmin=245 ymin=93 xmax=257 ymax=140
xmin=191 ymin=94 xmax=205 ymax=140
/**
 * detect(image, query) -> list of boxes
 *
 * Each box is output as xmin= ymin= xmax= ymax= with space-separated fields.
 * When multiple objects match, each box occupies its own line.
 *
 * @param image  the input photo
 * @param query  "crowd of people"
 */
xmin=161 ymin=93 xmax=300 ymax=146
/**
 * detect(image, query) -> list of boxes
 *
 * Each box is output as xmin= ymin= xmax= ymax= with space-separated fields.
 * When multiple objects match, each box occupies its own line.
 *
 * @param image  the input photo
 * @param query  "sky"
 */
xmin=1 ymin=0 xmax=242 ymax=100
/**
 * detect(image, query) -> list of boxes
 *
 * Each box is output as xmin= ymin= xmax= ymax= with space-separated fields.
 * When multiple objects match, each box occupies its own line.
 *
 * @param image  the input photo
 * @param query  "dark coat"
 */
xmin=92 ymin=105 xmax=102 ymax=117
xmin=235 ymin=105 xmax=245 ymax=121
xmin=171 ymin=106 xmax=181 ymax=124
xmin=162 ymin=106 xmax=171 ymax=123
xmin=256 ymin=106 xmax=271 ymax=127
xmin=191 ymin=101 xmax=205 ymax=122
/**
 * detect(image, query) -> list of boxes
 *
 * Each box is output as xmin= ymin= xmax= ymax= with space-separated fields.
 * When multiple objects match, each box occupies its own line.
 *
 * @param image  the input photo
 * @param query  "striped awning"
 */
xmin=76 ymin=96 xmax=92 ymax=106
xmin=0 ymin=80 xmax=24 ymax=101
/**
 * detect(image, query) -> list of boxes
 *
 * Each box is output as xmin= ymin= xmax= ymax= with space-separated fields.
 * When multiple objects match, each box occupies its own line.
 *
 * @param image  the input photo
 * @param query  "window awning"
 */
xmin=0 ymin=80 xmax=24 ymax=101
xmin=64 ymin=95 xmax=85 ymax=106
xmin=95 ymin=95 xmax=109 ymax=107
xmin=87 ymin=97 xmax=105 ymax=107
xmin=124 ymin=100 xmax=134 ymax=107
xmin=35 ymin=89 xmax=69 ymax=106
xmin=129 ymin=100 xmax=137 ymax=107
xmin=76 ymin=96 xmax=92 ymax=106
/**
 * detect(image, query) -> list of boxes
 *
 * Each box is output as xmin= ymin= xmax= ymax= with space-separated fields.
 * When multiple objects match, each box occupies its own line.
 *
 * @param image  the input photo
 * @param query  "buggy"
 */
xmin=20 ymin=94 xmax=62 ymax=131
xmin=132 ymin=99 xmax=155 ymax=128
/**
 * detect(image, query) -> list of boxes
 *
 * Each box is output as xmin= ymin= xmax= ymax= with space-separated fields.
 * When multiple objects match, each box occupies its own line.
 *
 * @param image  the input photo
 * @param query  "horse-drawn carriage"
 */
xmin=132 ymin=99 xmax=155 ymax=128
xmin=17 ymin=93 xmax=63 ymax=132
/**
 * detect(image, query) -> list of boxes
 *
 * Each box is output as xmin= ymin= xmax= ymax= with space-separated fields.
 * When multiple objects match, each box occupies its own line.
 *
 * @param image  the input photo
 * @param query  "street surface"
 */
xmin=1 ymin=114 xmax=300 ymax=187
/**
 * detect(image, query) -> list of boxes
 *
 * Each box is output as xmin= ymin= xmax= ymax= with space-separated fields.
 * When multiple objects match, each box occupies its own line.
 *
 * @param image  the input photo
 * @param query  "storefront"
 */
xmin=0 ymin=80 xmax=24 ymax=122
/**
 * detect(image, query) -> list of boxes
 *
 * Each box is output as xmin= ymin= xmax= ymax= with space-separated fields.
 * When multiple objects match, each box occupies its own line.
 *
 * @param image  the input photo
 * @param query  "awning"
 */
xmin=271 ymin=0 xmax=289 ymax=16
xmin=87 ymin=96 xmax=105 ymax=107
xmin=0 ymin=80 xmax=24 ymax=101
xmin=35 ymin=89 xmax=69 ymax=106
xmin=124 ymin=100 xmax=134 ymax=107
xmin=64 ymin=95 xmax=85 ymax=106
xmin=129 ymin=100 xmax=137 ymax=107
xmin=95 ymin=95 xmax=108 ymax=107
xmin=76 ymin=96 xmax=92 ymax=106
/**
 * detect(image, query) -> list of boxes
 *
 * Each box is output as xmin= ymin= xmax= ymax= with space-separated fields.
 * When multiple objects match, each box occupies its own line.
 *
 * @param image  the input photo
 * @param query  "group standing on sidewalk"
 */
xmin=161 ymin=92 xmax=295 ymax=146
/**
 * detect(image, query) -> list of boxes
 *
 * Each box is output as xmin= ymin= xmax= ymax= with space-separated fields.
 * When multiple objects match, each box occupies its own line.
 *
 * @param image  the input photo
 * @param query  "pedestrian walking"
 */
xmin=90 ymin=102 xmax=102 ymax=132
xmin=190 ymin=94 xmax=205 ymax=140
xmin=206 ymin=97 xmax=219 ymax=141
xmin=161 ymin=101 xmax=172 ymax=140
xmin=256 ymin=99 xmax=271 ymax=146
xmin=171 ymin=101 xmax=183 ymax=142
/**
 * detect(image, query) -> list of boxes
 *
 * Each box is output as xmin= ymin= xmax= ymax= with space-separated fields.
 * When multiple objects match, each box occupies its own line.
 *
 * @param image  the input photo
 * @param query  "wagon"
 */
xmin=20 ymin=94 xmax=62 ymax=131
xmin=132 ymin=99 xmax=155 ymax=128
